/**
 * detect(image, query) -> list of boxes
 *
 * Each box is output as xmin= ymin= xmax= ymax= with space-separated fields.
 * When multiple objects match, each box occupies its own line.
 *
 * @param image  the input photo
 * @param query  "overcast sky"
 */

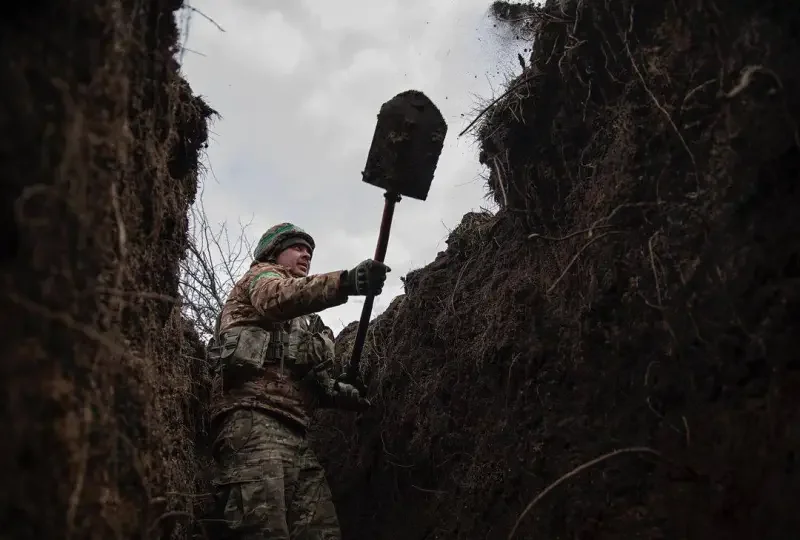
xmin=179 ymin=1 xmax=525 ymax=335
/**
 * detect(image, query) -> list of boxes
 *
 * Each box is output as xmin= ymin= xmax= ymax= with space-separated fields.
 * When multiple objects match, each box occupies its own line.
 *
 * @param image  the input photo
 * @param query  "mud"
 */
xmin=311 ymin=0 xmax=800 ymax=539
xmin=1 ymin=1 xmax=212 ymax=538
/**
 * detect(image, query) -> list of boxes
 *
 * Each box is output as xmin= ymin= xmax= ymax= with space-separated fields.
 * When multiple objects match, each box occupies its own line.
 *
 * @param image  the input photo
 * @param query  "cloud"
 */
xmin=180 ymin=0 xmax=525 ymax=334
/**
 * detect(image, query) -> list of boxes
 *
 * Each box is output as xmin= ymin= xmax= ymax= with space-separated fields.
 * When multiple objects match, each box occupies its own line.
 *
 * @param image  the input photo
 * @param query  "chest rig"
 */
xmin=207 ymin=314 xmax=316 ymax=380
xmin=276 ymin=315 xmax=310 ymax=374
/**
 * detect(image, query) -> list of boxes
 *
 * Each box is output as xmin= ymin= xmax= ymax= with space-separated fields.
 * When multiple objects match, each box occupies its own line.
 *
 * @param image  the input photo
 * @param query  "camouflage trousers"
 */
xmin=211 ymin=409 xmax=341 ymax=540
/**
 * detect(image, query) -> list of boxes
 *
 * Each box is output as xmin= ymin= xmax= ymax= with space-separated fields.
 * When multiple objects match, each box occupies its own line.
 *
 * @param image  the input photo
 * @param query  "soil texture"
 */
xmin=1 ymin=2 xmax=213 ymax=538
xmin=311 ymin=0 xmax=800 ymax=539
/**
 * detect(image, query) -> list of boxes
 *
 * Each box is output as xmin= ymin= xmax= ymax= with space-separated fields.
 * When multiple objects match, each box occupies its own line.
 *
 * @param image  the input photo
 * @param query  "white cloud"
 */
xmin=301 ymin=1 xmax=400 ymax=34
xmin=180 ymin=0 xmax=525 ymax=335
xmin=190 ymin=5 xmax=309 ymax=75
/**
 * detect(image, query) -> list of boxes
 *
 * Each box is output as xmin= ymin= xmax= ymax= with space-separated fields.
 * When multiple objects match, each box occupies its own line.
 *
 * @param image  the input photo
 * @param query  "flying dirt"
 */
xmin=2 ymin=0 xmax=799 ymax=539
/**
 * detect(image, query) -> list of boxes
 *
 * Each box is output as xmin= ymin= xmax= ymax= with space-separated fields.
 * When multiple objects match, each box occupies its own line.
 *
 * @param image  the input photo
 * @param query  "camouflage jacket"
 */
xmin=208 ymin=262 xmax=349 ymax=429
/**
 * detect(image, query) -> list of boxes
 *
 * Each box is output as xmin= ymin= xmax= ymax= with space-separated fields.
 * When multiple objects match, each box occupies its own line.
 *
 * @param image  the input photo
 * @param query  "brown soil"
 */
xmin=311 ymin=0 xmax=800 ymax=539
xmin=1 ymin=2 xmax=212 ymax=539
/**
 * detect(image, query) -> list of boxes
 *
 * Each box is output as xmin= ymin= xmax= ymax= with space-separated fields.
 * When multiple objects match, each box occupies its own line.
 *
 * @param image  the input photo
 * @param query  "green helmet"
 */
xmin=253 ymin=222 xmax=315 ymax=262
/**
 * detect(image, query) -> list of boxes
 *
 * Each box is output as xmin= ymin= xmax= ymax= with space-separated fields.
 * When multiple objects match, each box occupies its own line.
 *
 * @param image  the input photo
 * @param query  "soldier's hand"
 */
xmin=332 ymin=380 xmax=371 ymax=412
xmin=343 ymin=259 xmax=390 ymax=296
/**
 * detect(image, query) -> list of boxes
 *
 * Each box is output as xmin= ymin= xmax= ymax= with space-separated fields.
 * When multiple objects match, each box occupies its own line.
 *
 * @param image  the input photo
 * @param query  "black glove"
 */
xmin=330 ymin=379 xmax=372 ymax=412
xmin=342 ymin=259 xmax=391 ymax=296
xmin=305 ymin=369 xmax=372 ymax=411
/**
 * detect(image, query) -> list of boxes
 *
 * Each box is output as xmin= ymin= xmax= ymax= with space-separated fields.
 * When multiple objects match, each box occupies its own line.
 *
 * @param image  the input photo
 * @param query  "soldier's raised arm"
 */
xmin=248 ymin=266 xmax=348 ymax=323
xmin=242 ymin=222 xmax=391 ymax=324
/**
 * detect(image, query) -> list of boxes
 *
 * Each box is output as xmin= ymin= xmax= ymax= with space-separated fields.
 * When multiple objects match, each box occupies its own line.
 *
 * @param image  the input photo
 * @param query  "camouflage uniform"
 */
xmin=208 ymin=223 xmax=355 ymax=540
xmin=211 ymin=409 xmax=341 ymax=540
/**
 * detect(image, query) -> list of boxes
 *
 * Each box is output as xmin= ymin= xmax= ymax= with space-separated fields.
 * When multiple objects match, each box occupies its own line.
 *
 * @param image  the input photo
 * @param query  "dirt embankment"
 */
xmin=312 ymin=0 xmax=800 ymax=539
xmin=1 ymin=2 xmax=212 ymax=539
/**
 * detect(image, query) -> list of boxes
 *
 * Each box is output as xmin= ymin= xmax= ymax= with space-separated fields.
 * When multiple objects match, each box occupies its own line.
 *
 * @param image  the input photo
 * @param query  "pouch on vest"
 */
xmin=219 ymin=326 xmax=272 ymax=374
xmin=285 ymin=328 xmax=335 ymax=378
xmin=206 ymin=337 xmax=222 ymax=370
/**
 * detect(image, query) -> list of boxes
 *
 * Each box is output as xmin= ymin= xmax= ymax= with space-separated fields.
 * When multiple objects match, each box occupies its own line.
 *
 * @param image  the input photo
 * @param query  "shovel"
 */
xmin=343 ymin=89 xmax=447 ymax=389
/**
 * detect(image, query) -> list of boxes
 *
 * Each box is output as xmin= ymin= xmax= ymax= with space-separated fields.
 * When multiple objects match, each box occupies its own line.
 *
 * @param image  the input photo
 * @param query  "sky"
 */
xmin=178 ymin=0 xmax=526 ymax=335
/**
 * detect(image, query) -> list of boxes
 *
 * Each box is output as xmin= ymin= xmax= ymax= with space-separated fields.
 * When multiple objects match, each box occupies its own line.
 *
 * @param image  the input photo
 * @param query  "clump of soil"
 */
xmin=311 ymin=0 xmax=800 ymax=539
xmin=489 ymin=1 xmax=539 ymax=39
xmin=1 ymin=2 xmax=213 ymax=539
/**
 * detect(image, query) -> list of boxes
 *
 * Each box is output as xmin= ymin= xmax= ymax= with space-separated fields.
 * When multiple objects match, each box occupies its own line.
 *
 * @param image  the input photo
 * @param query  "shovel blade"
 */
xmin=362 ymin=90 xmax=447 ymax=201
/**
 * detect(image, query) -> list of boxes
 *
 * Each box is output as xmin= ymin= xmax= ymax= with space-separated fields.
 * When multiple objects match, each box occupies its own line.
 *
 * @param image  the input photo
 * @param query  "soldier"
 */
xmin=207 ymin=222 xmax=389 ymax=539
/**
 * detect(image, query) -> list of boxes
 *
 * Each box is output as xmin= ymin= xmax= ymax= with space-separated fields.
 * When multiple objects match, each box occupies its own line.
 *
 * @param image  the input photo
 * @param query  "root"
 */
xmin=546 ymin=231 xmax=620 ymax=294
xmin=624 ymin=40 xmax=697 ymax=174
xmin=507 ymin=447 xmax=662 ymax=539
xmin=458 ymin=73 xmax=537 ymax=137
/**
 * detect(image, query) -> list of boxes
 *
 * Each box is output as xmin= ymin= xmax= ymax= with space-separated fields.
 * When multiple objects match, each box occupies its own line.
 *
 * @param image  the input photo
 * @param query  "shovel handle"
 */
xmin=346 ymin=191 xmax=402 ymax=382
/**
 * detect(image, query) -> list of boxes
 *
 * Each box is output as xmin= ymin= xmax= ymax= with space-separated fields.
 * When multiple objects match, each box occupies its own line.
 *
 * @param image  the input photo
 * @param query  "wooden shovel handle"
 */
xmin=346 ymin=191 xmax=402 ymax=383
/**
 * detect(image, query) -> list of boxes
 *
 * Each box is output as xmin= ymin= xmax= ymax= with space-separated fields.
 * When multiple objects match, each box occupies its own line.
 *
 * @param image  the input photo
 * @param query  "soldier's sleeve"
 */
xmin=247 ymin=266 xmax=349 ymax=323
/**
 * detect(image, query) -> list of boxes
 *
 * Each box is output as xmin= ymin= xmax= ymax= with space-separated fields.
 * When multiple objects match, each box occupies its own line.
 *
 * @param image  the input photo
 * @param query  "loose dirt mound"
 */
xmin=311 ymin=0 xmax=800 ymax=539
xmin=1 ymin=2 xmax=212 ymax=539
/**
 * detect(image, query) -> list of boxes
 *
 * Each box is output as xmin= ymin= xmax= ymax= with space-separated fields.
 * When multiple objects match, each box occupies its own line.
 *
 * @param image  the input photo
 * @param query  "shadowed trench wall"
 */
xmin=1 ymin=1 xmax=214 ymax=538
xmin=311 ymin=0 xmax=800 ymax=539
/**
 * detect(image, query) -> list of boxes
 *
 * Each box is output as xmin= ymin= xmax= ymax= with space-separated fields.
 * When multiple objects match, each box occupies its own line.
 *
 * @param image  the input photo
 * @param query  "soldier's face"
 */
xmin=276 ymin=244 xmax=312 ymax=277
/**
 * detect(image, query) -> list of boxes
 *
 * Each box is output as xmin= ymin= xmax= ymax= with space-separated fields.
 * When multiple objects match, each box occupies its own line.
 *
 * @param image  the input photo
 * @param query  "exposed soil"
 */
xmin=311 ymin=0 xmax=800 ymax=539
xmin=1 ymin=1 xmax=212 ymax=539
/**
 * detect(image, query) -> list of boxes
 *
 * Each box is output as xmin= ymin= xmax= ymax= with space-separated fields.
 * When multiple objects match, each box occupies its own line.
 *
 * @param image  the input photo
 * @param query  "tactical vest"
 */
xmin=208 ymin=314 xmax=333 ymax=382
